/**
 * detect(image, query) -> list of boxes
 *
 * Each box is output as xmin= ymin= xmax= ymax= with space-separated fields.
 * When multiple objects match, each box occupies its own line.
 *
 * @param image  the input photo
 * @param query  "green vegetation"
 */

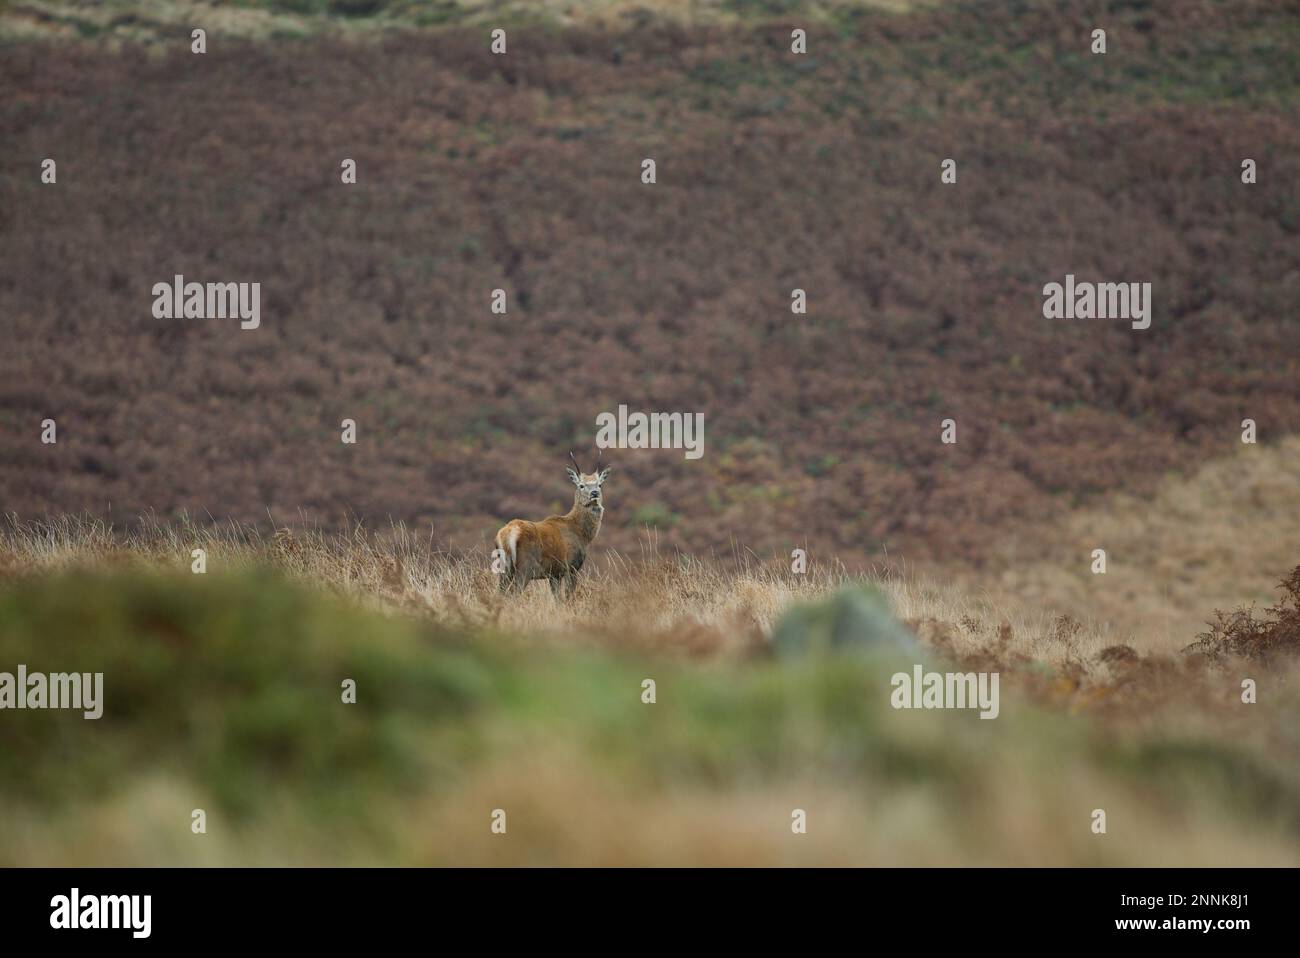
xmin=1 ymin=565 xmax=1297 ymax=865
xmin=628 ymin=502 xmax=680 ymax=529
xmin=9 ymin=0 xmax=1298 ymax=119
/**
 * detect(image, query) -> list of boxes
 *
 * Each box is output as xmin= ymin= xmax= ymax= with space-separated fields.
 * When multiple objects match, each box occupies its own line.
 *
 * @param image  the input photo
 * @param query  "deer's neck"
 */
xmin=566 ymin=502 xmax=603 ymax=543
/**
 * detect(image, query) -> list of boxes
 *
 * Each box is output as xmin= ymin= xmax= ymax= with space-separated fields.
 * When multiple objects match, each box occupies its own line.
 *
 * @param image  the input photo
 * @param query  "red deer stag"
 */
xmin=494 ymin=452 xmax=611 ymax=598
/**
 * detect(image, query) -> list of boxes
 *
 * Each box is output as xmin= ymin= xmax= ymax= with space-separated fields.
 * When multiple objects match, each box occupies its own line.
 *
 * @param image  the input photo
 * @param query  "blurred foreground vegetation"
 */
xmin=2 ymin=565 xmax=1297 ymax=865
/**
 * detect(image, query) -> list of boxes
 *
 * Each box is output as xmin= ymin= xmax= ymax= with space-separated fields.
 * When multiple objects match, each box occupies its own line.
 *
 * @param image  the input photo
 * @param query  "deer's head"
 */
xmin=567 ymin=451 xmax=611 ymax=513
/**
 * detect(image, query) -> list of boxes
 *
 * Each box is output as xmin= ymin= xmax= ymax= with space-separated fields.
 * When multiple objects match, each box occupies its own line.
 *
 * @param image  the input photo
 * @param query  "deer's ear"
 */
xmin=596 ymin=467 xmax=612 ymax=484
xmin=566 ymin=468 xmax=581 ymax=485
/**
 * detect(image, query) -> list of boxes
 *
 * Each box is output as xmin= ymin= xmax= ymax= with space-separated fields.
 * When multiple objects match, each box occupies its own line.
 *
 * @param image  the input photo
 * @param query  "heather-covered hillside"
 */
xmin=1 ymin=0 xmax=1296 ymax=567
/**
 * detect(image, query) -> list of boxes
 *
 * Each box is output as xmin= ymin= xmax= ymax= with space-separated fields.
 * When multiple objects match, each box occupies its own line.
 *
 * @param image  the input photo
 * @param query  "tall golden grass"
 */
xmin=962 ymin=437 xmax=1300 ymax=654
xmin=2 ymin=512 xmax=1137 ymax=663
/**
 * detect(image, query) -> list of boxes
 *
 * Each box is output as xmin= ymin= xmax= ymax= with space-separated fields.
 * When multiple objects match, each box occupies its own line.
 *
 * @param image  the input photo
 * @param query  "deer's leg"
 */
xmin=562 ymin=571 xmax=578 ymax=600
xmin=502 ymin=545 xmax=534 ymax=596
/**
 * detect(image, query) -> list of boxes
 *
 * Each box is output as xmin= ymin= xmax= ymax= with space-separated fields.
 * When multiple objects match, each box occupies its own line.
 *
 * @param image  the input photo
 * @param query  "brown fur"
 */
xmin=494 ymin=466 xmax=610 ymax=599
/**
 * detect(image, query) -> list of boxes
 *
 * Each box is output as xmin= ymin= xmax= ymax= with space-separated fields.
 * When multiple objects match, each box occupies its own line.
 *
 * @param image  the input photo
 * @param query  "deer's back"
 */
xmin=503 ymin=515 xmax=583 ymax=573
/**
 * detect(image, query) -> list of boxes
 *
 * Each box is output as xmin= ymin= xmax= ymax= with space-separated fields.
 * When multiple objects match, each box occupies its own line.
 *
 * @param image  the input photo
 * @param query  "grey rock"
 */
xmin=772 ymin=585 xmax=919 ymax=659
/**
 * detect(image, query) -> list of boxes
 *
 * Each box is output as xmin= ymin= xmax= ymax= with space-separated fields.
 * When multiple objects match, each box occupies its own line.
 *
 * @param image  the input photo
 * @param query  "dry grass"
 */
xmin=0 ymin=511 xmax=1136 ymax=664
xmin=5 ymin=510 xmax=1297 ymax=723
xmin=965 ymin=436 xmax=1300 ymax=655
